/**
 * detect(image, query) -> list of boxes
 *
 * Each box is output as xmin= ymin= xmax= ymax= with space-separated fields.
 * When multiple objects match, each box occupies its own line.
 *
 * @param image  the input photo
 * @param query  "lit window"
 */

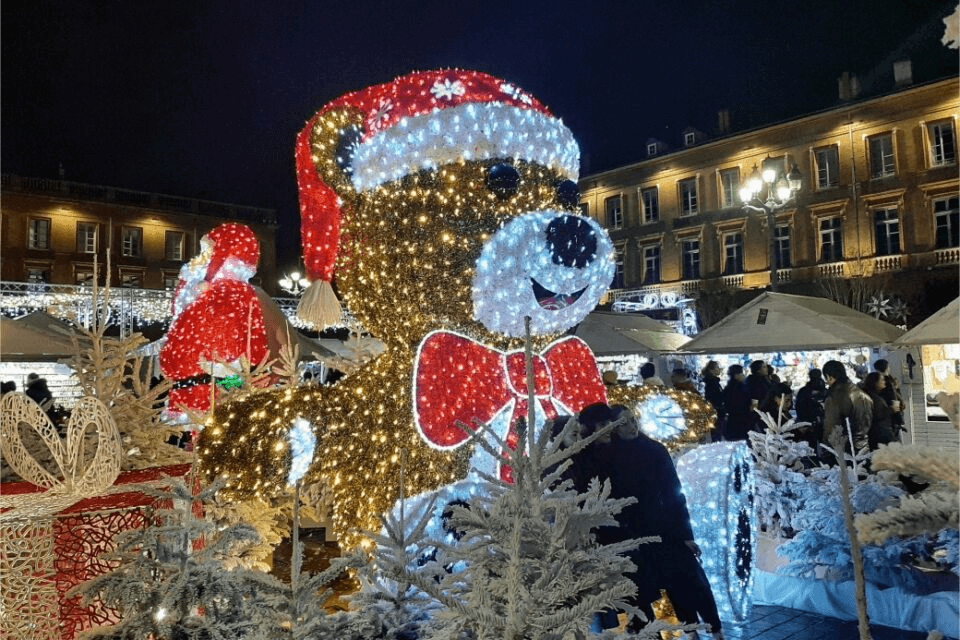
xmin=642 ymin=245 xmax=661 ymax=284
xmin=774 ymin=224 xmax=791 ymax=269
xmin=26 ymin=268 xmax=49 ymax=283
xmin=77 ymin=222 xmax=97 ymax=254
xmin=820 ymin=217 xmax=844 ymax=263
xmin=682 ymin=239 xmax=700 ymax=280
xmin=605 ymin=196 xmax=623 ymax=229
xmin=929 ymin=121 xmax=956 ymax=167
xmin=641 ymin=187 xmax=659 ymax=223
xmin=611 ymin=245 xmax=625 ymax=289
xmin=869 ymin=134 xmax=895 ymax=178
xmin=29 ymin=219 xmax=51 ymax=250
xmin=723 ymin=233 xmax=744 ymax=274
xmin=815 ymin=146 xmax=840 ymax=189
xmin=120 ymin=271 xmax=143 ymax=288
xmin=679 ymin=179 xmax=698 ymax=216
xmin=934 ymin=196 xmax=959 ymax=249
xmin=165 ymin=231 xmax=185 ymax=261
xmin=121 ymin=226 xmax=143 ymax=258
xmin=874 ymin=208 xmax=901 ymax=256
xmin=719 ymin=169 xmax=740 ymax=208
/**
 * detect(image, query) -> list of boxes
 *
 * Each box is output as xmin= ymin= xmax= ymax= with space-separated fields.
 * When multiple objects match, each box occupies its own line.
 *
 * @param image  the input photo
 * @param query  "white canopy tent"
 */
xmin=0 ymin=316 xmax=80 ymax=362
xmin=679 ymin=292 xmax=904 ymax=354
xmin=894 ymin=297 xmax=959 ymax=346
xmin=573 ymin=311 xmax=690 ymax=355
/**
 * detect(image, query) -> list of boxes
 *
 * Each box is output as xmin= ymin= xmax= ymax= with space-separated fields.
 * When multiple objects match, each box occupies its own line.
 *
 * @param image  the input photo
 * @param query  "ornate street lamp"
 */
xmin=278 ymin=270 xmax=311 ymax=296
xmin=739 ymin=160 xmax=802 ymax=291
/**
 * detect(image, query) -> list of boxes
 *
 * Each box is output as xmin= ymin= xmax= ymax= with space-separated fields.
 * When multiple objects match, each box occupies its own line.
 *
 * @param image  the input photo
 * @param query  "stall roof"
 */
xmin=894 ymin=297 xmax=959 ymax=345
xmin=679 ymin=292 xmax=904 ymax=354
xmin=573 ymin=311 xmax=690 ymax=355
xmin=0 ymin=316 xmax=81 ymax=362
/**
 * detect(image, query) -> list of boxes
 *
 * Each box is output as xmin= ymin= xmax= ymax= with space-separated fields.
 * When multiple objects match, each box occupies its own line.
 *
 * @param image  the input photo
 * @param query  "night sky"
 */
xmin=3 ymin=0 xmax=957 ymax=269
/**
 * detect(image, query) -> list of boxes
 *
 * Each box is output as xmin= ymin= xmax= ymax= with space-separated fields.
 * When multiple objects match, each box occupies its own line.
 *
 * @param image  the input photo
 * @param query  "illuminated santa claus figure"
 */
xmin=160 ymin=223 xmax=269 ymax=419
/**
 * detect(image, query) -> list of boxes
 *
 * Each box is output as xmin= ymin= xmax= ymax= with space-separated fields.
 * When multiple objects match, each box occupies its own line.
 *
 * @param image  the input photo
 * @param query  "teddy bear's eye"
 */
xmin=486 ymin=164 xmax=521 ymax=199
xmin=556 ymin=180 xmax=580 ymax=208
xmin=335 ymin=124 xmax=364 ymax=176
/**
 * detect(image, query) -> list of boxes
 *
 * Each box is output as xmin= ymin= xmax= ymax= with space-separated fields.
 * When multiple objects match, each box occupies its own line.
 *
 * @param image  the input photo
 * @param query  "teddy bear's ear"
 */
xmin=304 ymin=106 xmax=367 ymax=200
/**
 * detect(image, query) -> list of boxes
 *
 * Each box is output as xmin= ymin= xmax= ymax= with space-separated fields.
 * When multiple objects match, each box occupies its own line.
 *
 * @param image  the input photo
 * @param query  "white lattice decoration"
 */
xmin=0 ymin=393 xmax=121 ymax=518
xmin=0 ymin=517 xmax=60 ymax=640
xmin=0 ymin=392 xmax=122 ymax=639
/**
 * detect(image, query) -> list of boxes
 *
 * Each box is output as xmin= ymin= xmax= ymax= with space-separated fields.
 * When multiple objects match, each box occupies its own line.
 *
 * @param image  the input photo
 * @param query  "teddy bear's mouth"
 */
xmin=531 ymin=278 xmax=588 ymax=310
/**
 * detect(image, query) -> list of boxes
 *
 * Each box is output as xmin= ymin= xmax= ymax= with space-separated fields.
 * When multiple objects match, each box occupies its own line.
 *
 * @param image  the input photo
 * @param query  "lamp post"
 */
xmin=278 ymin=270 xmax=310 ymax=296
xmin=739 ymin=161 xmax=802 ymax=291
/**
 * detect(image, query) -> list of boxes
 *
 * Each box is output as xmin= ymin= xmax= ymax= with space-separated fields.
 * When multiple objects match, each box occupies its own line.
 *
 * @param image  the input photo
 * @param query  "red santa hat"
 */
xmin=204 ymin=223 xmax=260 ymax=282
xmin=294 ymin=69 xmax=580 ymax=328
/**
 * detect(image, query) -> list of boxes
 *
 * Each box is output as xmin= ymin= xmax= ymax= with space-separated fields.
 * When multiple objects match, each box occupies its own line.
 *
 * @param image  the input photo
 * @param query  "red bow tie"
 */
xmin=414 ymin=330 xmax=607 ymax=482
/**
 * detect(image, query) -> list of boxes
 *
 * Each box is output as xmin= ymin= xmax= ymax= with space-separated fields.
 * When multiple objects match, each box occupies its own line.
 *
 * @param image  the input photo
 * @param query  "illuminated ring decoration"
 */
xmin=676 ymin=441 xmax=756 ymax=624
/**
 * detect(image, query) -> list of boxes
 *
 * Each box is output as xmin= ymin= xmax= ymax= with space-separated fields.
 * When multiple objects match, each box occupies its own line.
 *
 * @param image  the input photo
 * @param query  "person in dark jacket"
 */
xmin=578 ymin=404 xmax=724 ymax=639
xmin=25 ymin=373 xmax=54 ymax=413
xmin=873 ymin=359 xmax=905 ymax=438
xmin=822 ymin=360 xmax=873 ymax=456
xmin=863 ymin=372 xmax=896 ymax=450
xmin=795 ymin=369 xmax=827 ymax=453
xmin=745 ymin=360 xmax=772 ymax=408
xmin=701 ymin=361 xmax=724 ymax=441
xmin=721 ymin=364 xmax=752 ymax=441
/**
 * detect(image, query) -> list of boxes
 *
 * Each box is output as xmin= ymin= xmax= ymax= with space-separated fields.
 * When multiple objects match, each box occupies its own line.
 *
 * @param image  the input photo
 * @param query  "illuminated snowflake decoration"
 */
xmin=866 ymin=293 xmax=893 ymax=318
xmin=637 ymin=393 xmax=686 ymax=440
xmin=889 ymin=298 xmax=910 ymax=325
xmin=430 ymin=78 xmax=465 ymax=101
xmin=370 ymin=98 xmax=394 ymax=131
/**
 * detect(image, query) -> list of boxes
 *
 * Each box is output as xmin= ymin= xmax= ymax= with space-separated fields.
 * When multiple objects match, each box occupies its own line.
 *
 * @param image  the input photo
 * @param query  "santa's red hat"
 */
xmin=204 ymin=223 xmax=260 ymax=282
xmin=294 ymin=69 xmax=580 ymax=328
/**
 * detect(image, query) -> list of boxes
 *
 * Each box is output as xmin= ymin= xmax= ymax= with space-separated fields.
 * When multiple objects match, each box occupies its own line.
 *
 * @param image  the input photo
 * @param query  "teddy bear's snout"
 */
xmin=545 ymin=214 xmax=598 ymax=269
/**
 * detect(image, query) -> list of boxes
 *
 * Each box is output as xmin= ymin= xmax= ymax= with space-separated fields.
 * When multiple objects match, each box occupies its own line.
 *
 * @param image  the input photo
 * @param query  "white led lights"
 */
xmin=676 ymin=441 xmax=757 ymax=624
xmin=472 ymin=211 xmax=614 ymax=337
xmin=351 ymin=102 xmax=580 ymax=192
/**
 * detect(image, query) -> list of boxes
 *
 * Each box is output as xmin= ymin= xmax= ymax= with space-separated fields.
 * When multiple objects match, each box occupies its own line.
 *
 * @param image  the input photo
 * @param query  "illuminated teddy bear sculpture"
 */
xmin=197 ymin=70 xmax=621 ymax=548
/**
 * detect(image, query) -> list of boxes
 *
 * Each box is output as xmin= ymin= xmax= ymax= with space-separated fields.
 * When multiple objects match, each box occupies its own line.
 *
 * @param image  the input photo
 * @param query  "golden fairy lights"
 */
xmin=199 ymin=110 xmax=581 ymax=550
xmin=199 ymin=70 xmax=615 ymax=550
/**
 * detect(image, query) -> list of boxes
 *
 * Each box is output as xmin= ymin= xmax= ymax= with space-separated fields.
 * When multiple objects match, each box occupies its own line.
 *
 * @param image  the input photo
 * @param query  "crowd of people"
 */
xmin=698 ymin=357 xmax=905 ymax=460
xmin=617 ymin=357 xmax=905 ymax=460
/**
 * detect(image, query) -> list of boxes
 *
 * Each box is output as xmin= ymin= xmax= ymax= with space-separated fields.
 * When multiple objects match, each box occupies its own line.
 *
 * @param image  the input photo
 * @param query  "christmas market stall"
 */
xmin=893 ymin=296 xmax=960 ymax=449
xmin=678 ymin=292 xmax=958 ymax=636
xmin=678 ymin=291 xmax=904 ymax=391
xmin=0 ymin=313 xmax=86 ymax=407
xmin=573 ymin=310 xmax=691 ymax=383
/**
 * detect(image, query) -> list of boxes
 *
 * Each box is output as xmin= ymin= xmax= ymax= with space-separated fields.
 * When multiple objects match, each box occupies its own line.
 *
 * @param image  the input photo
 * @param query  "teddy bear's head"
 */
xmin=295 ymin=69 xmax=614 ymax=346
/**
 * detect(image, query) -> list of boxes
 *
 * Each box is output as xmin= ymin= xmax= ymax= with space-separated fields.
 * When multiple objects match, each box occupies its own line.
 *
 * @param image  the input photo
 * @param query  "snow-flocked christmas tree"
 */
xmin=369 ymin=414 xmax=683 ymax=640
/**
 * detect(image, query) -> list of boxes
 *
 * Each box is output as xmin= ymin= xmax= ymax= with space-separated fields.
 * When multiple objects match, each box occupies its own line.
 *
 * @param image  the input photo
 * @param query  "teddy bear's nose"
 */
xmin=545 ymin=215 xmax=598 ymax=269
